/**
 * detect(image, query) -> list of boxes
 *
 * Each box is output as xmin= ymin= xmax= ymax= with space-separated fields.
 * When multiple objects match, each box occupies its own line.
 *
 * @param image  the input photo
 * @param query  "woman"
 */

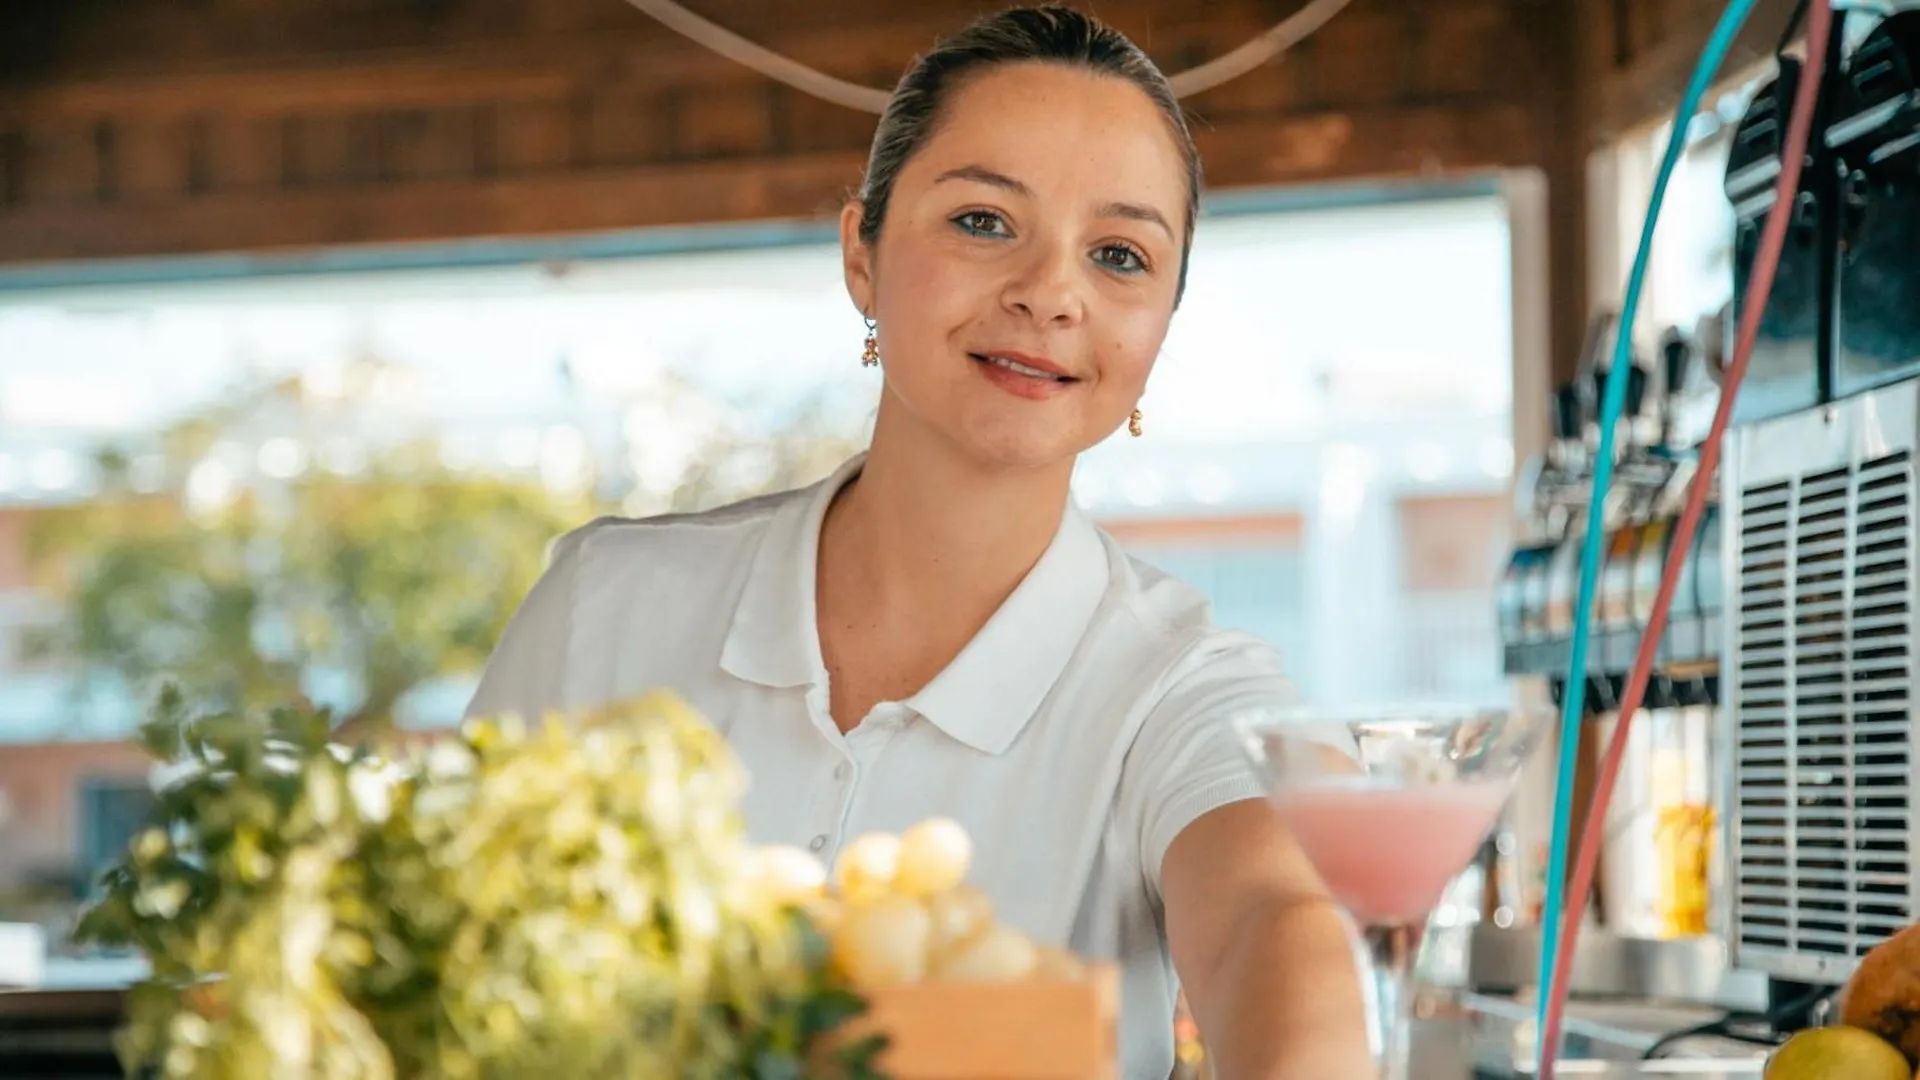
xmin=468 ymin=6 xmax=1371 ymax=1077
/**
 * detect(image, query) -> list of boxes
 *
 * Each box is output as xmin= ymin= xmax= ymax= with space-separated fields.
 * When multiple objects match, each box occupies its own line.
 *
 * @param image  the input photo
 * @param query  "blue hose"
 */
xmin=1534 ymin=0 xmax=1762 ymax=1047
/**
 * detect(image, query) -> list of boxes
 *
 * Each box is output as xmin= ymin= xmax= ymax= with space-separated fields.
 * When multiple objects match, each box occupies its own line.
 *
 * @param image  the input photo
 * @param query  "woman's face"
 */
xmin=842 ymin=62 xmax=1189 ymax=472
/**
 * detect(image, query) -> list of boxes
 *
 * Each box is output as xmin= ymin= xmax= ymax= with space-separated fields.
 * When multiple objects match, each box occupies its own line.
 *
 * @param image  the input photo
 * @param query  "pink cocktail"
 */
xmin=1272 ymin=780 xmax=1512 ymax=926
xmin=1234 ymin=706 xmax=1544 ymax=1080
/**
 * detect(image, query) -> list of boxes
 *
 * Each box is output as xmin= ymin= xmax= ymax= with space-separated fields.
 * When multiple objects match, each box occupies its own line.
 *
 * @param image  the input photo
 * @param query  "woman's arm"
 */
xmin=1161 ymin=799 xmax=1373 ymax=1079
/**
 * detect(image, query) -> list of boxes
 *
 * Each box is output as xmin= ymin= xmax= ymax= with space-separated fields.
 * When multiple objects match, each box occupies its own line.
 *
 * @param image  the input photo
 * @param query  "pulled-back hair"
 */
xmin=856 ymin=5 xmax=1202 ymax=302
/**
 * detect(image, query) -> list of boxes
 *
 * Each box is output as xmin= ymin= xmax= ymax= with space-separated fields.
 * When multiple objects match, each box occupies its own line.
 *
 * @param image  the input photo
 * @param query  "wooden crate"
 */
xmin=829 ymin=967 xmax=1119 ymax=1080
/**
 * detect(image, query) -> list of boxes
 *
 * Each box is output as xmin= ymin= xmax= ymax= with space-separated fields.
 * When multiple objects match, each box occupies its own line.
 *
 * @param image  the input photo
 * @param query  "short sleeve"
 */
xmin=1120 ymin=631 xmax=1299 ymax=906
xmin=463 ymin=523 xmax=596 ymax=723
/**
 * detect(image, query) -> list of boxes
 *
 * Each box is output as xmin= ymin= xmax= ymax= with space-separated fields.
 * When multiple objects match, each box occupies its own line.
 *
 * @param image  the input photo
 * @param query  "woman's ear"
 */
xmin=840 ymin=200 xmax=875 ymax=316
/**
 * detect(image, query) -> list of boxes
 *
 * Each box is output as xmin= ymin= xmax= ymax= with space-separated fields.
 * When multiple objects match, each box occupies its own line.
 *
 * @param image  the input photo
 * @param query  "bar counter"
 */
xmin=3 ymin=983 xmax=1781 ymax=1079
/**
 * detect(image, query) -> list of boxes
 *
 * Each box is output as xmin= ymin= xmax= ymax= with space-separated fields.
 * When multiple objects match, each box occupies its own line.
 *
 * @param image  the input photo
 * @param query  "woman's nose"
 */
xmin=1001 ymin=242 xmax=1086 ymax=327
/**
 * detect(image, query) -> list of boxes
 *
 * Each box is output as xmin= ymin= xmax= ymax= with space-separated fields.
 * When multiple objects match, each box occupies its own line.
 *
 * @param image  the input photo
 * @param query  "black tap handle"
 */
xmin=1588 ymin=366 xmax=1648 ymax=420
xmin=1662 ymin=333 xmax=1693 ymax=397
xmin=1553 ymin=383 xmax=1583 ymax=440
xmin=1626 ymin=364 xmax=1649 ymax=417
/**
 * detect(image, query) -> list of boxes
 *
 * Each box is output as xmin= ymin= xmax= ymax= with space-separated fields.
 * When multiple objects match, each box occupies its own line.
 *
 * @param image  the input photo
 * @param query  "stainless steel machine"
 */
xmin=1711 ymin=2 xmax=1920 ymax=992
xmin=1720 ymin=386 xmax=1917 ymax=986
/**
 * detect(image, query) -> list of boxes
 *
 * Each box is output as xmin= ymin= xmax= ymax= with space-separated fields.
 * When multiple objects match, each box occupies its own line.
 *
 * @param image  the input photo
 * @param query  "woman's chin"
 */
xmin=879 ymin=392 xmax=1095 ymax=474
xmin=945 ymin=419 xmax=1091 ymax=474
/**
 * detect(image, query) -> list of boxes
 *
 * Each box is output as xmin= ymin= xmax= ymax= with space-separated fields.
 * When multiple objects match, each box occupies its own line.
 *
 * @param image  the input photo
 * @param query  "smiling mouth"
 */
xmin=969 ymin=353 xmax=1078 ymax=383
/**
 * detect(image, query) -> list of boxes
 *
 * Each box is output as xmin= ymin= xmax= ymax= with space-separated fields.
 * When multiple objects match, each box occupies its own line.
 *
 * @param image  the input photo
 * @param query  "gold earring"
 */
xmin=861 ymin=316 xmax=880 ymax=368
xmin=1128 ymin=408 xmax=1143 ymax=437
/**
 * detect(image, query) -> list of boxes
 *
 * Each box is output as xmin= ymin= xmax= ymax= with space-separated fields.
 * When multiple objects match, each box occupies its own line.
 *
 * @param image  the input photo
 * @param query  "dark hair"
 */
xmin=856 ymin=5 xmax=1203 ymax=303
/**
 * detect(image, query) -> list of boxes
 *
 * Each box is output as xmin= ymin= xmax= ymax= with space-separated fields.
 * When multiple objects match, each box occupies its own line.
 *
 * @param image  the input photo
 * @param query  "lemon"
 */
xmin=833 ymin=832 xmax=902 ymax=904
xmin=930 ymin=923 xmax=1038 ymax=982
xmin=895 ymin=818 xmax=973 ymax=897
xmin=1765 ymin=1026 xmax=1910 ymax=1080
xmin=832 ymin=895 xmax=932 ymax=989
xmin=924 ymin=884 xmax=993 ymax=954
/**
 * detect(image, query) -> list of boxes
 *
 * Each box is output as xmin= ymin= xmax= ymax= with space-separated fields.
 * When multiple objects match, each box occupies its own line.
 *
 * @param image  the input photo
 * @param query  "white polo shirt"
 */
xmin=465 ymin=454 xmax=1291 ymax=1080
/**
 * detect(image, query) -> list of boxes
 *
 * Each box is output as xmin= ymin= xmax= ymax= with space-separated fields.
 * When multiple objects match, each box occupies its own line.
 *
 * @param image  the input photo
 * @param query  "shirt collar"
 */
xmin=720 ymin=453 xmax=1111 ymax=755
xmin=718 ymin=454 xmax=859 ymax=691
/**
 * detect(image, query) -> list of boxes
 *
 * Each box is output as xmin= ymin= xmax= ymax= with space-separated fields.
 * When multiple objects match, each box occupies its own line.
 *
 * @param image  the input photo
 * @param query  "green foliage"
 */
xmin=23 ymin=369 xmax=865 ymax=741
xmin=24 ymin=386 xmax=584 ymax=737
xmin=76 ymin=689 xmax=887 ymax=1080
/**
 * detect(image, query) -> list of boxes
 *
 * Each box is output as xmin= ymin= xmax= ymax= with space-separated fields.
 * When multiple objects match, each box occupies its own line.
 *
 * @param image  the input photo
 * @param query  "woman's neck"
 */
xmin=820 ymin=409 xmax=1075 ymax=623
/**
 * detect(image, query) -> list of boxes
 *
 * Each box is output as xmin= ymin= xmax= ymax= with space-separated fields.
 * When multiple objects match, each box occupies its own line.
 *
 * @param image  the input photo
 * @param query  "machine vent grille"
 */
xmin=1734 ymin=450 xmax=1915 ymax=962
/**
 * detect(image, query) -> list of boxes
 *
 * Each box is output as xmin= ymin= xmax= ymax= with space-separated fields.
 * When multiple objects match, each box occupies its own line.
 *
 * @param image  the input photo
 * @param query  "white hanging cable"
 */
xmin=1164 ymin=0 xmax=1355 ymax=98
xmin=619 ymin=0 xmax=1358 ymax=113
xmin=621 ymin=0 xmax=893 ymax=113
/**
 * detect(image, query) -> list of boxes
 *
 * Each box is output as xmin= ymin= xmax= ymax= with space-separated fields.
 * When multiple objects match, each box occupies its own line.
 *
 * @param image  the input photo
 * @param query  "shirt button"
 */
xmin=833 ymin=763 xmax=850 ymax=780
xmin=809 ymin=834 xmax=828 ymax=852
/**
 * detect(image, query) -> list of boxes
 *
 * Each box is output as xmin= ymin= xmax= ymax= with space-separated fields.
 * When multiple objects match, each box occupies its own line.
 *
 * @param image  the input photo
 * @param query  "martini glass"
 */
xmin=1233 ymin=705 xmax=1545 ymax=1080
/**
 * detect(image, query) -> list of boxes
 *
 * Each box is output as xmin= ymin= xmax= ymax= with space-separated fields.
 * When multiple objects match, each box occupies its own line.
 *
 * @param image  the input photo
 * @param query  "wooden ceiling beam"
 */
xmin=1 ymin=1 xmax=1523 ymax=122
xmin=0 ymin=103 xmax=1537 ymax=266
xmin=1591 ymin=0 xmax=1801 ymax=136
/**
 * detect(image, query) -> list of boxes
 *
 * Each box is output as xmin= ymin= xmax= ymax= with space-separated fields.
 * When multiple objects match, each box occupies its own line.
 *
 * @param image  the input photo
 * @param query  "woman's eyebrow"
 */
xmin=935 ymin=164 xmax=1174 ymax=239
xmin=1096 ymin=200 xmax=1173 ymax=240
xmin=935 ymin=164 xmax=1029 ymax=195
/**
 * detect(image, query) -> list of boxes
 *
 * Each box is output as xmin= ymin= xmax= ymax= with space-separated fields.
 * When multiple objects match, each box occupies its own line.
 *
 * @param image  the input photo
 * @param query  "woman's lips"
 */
xmin=969 ymin=352 xmax=1079 ymax=400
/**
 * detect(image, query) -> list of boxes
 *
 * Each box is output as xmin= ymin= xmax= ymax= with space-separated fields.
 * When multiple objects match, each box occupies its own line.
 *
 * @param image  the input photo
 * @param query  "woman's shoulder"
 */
xmin=465 ymin=479 xmax=831 ymax=723
xmin=1081 ymin=530 xmax=1291 ymax=696
xmin=1094 ymin=533 xmax=1231 ymax=639
xmin=553 ymin=481 xmax=815 ymax=572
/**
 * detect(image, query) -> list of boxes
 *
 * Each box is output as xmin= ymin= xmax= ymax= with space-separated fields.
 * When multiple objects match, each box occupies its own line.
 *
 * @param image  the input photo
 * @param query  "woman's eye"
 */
xmin=1095 ymin=244 xmax=1149 ymax=274
xmin=953 ymin=210 xmax=1009 ymax=237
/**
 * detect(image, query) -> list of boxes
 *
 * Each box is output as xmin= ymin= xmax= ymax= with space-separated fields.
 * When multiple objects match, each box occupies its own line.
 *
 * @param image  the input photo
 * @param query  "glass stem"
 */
xmin=1360 ymin=922 xmax=1422 ymax=1080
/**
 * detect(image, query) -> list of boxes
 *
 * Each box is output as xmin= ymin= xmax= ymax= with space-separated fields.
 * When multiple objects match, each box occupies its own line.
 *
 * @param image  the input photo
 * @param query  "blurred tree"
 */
xmin=23 ymin=371 xmax=589 ymax=742
xmin=659 ymin=384 xmax=868 ymax=516
xmin=23 ymin=362 xmax=866 ymax=744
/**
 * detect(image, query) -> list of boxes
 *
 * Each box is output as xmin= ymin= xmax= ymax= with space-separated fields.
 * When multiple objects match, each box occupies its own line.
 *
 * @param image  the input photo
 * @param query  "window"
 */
xmin=1 ymin=192 xmax=1515 ymax=721
xmin=77 ymin=777 xmax=153 ymax=896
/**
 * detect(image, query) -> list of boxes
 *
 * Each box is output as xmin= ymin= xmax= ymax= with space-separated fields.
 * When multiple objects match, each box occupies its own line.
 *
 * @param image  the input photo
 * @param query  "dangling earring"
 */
xmin=861 ymin=316 xmax=880 ymax=368
xmin=1128 ymin=408 xmax=1143 ymax=437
